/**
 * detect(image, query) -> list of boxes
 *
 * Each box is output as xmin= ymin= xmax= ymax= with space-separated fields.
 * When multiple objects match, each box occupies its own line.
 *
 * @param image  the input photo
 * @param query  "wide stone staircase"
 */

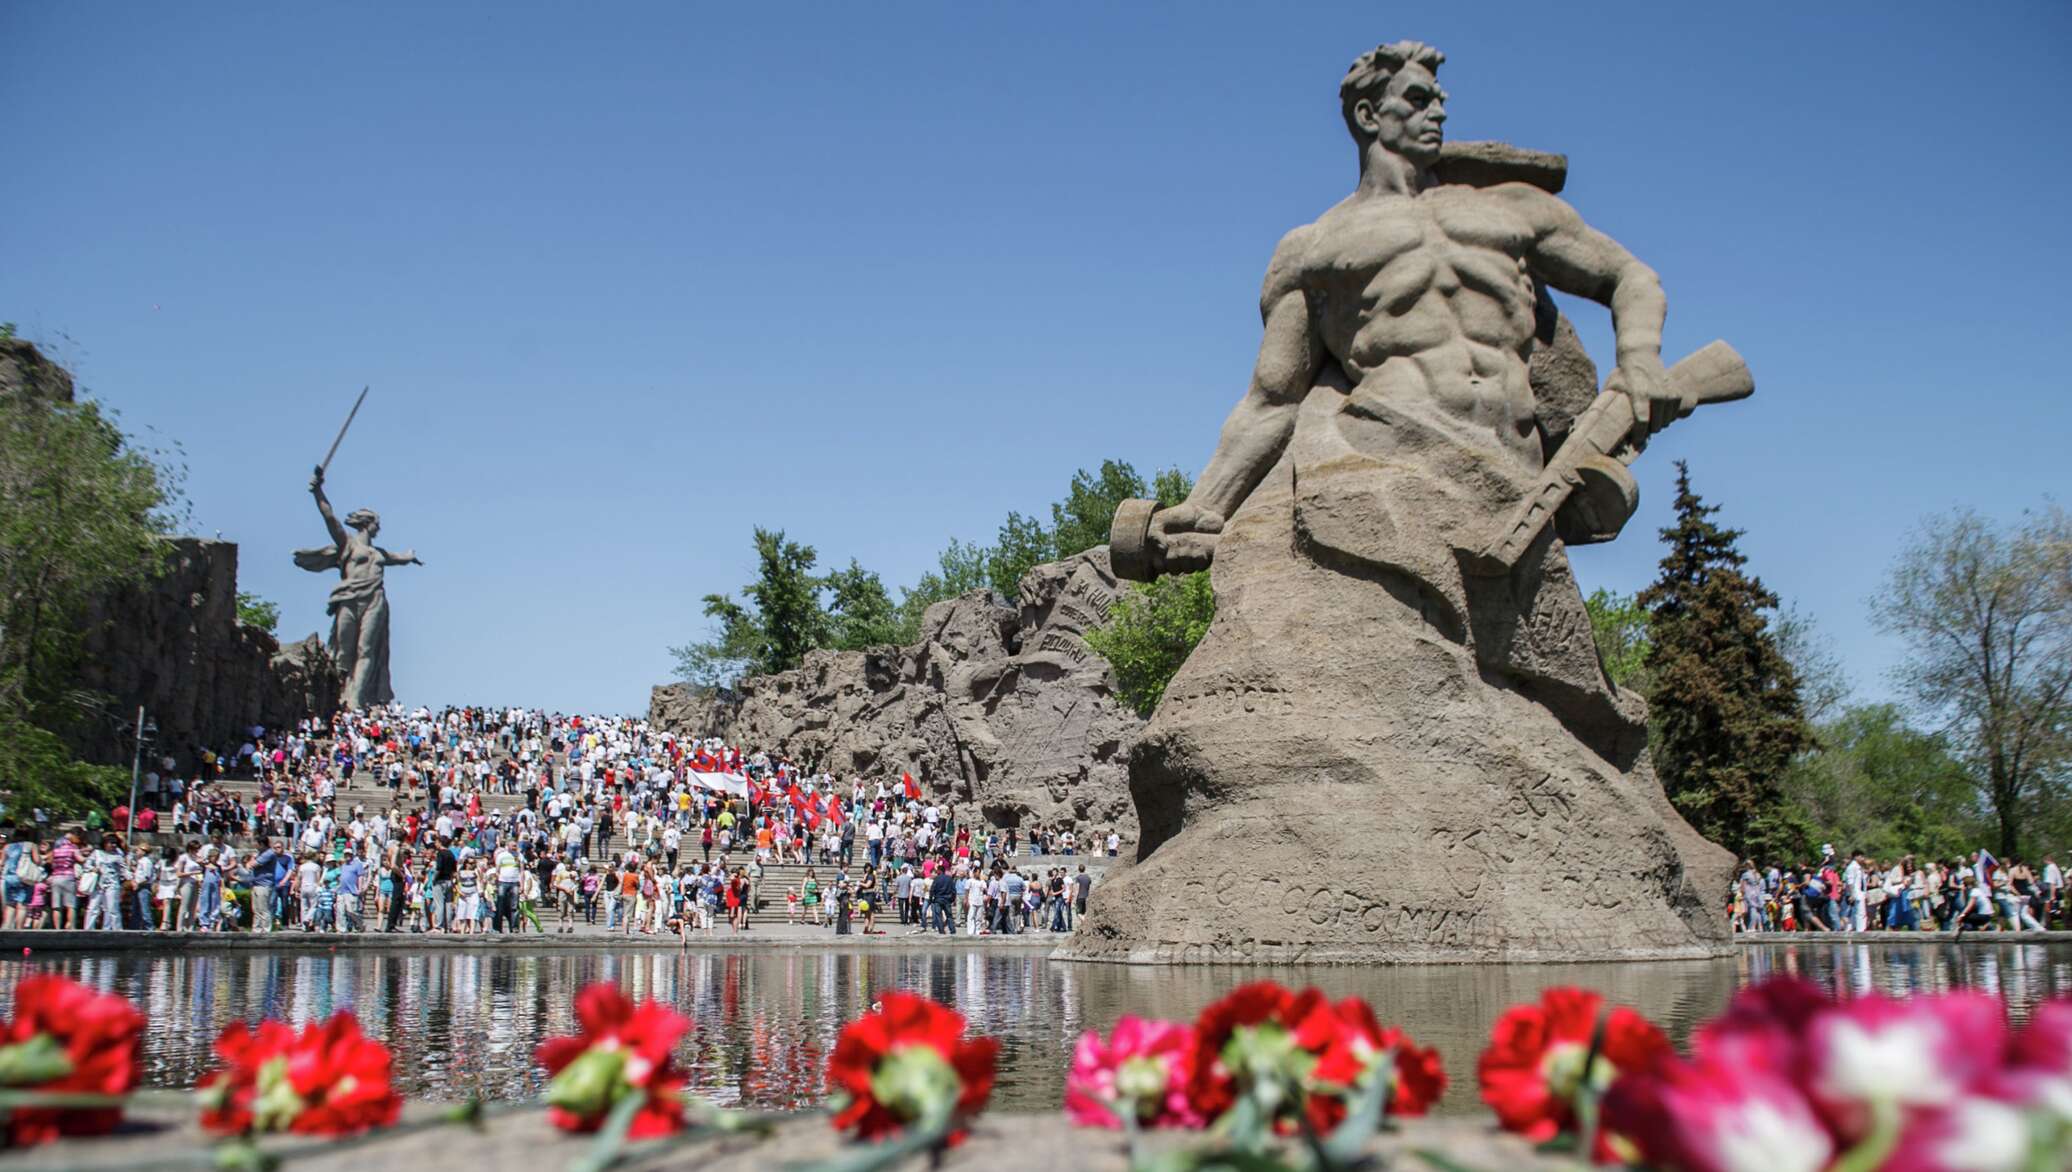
xmin=165 ymin=767 xmax=1116 ymax=929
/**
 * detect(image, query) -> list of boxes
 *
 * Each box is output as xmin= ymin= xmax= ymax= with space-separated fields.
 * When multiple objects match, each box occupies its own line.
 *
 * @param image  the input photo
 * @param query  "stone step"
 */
xmin=177 ymin=780 xmax=1121 ymax=863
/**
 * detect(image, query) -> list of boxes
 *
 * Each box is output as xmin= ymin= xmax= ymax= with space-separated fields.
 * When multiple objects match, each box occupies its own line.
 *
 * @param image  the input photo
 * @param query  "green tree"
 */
xmin=741 ymin=528 xmax=827 ymax=673
xmin=1086 ymin=569 xmax=1215 ymax=718
xmin=824 ymin=559 xmax=902 ymax=650
xmin=235 ymin=590 xmax=280 ymax=634
xmin=1051 ymin=459 xmax=1148 ymax=558
xmin=1638 ymin=462 xmax=1812 ymax=861
xmin=0 ymin=347 xmax=182 ymax=811
xmin=1151 ymin=466 xmax=1193 ymax=509
xmin=896 ymin=537 xmax=993 ymax=642
xmin=986 ymin=511 xmax=1055 ymax=601
xmin=0 ymin=709 xmax=127 ymax=818
xmin=671 ymin=528 xmax=828 ymax=685
xmin=1872 ymin=506 xmax=2072 ymax=857
xmin=671 ymin=593 xmax=758 ymax=688
xmin=0 ymin=399 xmax=177 ymax=714
xmin=675 ymin=459 xmax=1205 ymax=685
xmin=1782 ymin=703 xmax=1980 ymax=861
xmin=1584 ymin=588 xmax=1653 ymax=692
xmin=1772 ymin=603 xmax=1851 ymax=727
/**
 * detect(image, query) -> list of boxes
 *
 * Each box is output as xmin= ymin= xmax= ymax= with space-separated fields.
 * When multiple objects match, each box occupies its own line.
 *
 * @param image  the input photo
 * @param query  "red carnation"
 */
xmin=198 ymin=1012 xmax=401 ymax=1137
xmin=1477 ymin=987 xmax=1669 ymax=1159
xmin=534 ymin=984 xmax=691 ymax=1138
xmin=1191 ymin=981 xmax=1445 ymax=1135
xmin=0 ymin=974 xmax=145 ymax=1146
xmin=827 ymin=992 xmax=999 ymax=1143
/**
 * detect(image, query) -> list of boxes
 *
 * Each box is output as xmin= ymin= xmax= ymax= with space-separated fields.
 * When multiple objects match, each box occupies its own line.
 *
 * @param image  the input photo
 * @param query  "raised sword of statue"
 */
xmin=316 ymin=386 xmax=370 ymax=478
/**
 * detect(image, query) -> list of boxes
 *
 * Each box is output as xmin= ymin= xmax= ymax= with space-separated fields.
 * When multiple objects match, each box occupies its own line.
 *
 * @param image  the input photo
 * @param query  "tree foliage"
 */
xmin=1872 ymin=506 xmax=2072 ymax=857
xmin=1584 ymin=588 xmax=1652 ymax=692
xmin=1086 ymin=569 xmax=1215 ymax=718
xmin=1081 ymin=466 xmax=1215 ymax=717
xmin=986 ymin=511 xmax=1054 ymax=602
xmin=0 ymin=359 xmax=182 ymax=812
xmin=824 ymin=559 xmax=901 ymax=651
xmin=897 ymin=537 xmax=991 ymax=643
xmin=1638 ymin=462 xmax=1812 ymax=861
xmin=1051 ymin=460 xmax=1149 ymax=560
xmin=676 ymin=458 xmax=1206 ymax=693
xmin=1781 ymin=703 xmax=1980 ymax=862
xmin=235 ymin=591 xmax=280 ymax=634
xmin=0 ymin=709 xmax=127 ymax=818
xmin=893 ymin=459 xmax=1180 ymax=641
xmin=670 ymin=528 xmax=829 ymax=686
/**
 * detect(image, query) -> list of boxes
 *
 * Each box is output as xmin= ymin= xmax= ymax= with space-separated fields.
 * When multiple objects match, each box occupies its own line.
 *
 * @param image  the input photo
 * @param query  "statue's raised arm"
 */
xmin=309 ymin=465 xmax=349 ymax=550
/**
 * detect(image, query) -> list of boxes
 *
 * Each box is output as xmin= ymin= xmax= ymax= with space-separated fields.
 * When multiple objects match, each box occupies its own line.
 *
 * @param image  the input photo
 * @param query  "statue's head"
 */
xmin=1340 ymin=40 xmax=1447 ymax=167
xmin=345 ymin=508 xmax=380 ymax=538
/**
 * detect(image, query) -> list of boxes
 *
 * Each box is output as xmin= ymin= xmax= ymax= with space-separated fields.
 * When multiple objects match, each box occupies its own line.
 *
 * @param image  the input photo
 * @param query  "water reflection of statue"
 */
xmin=293 ymin=466 xmax=421 ymax=709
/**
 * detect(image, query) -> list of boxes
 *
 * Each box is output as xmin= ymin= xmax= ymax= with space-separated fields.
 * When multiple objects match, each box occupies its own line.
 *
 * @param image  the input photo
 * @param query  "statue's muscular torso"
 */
xmin=1283 ymin=182 xmax=1551 ymax=469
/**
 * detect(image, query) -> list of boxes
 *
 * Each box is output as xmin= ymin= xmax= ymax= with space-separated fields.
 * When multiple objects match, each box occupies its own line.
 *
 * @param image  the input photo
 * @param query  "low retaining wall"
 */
xmin=9 ymin=1105 xmax=1560 ymax=1171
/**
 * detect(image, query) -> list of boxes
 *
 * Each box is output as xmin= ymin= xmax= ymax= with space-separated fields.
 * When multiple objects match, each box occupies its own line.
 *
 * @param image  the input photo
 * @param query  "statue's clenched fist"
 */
xmin=1150 ymin=503 xmax=1224 ymax=574
xmin=1606 ymin=354 xmax=1679 ymax=444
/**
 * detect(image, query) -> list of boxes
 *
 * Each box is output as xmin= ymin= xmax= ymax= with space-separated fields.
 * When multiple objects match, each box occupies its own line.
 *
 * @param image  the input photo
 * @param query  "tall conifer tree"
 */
xmin=1638 ymin=463 xmax=1811 ymax=860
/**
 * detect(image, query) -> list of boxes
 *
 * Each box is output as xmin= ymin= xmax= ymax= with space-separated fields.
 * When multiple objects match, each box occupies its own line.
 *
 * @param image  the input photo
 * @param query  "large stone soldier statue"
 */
xmin=1066 ymin=41 xmax=1742 ymax=963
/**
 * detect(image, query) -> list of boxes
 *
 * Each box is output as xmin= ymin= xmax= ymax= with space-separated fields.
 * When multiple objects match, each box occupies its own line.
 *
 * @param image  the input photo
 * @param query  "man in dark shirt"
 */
xmin=431 ymin=838 xmax=458 ymax=932
xmin=928 ymin=870 xmax=957 ymax=934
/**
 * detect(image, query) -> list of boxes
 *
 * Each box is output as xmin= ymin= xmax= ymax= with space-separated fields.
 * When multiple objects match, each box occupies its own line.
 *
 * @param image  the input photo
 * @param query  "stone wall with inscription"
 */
xmin=648 ymin=548 xmax=1141 ymax=837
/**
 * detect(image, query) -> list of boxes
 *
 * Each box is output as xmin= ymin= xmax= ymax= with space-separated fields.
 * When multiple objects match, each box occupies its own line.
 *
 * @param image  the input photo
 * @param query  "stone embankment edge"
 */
xmin=4 ymin=1106 xmax=1562 ymax=1171
xmin=4 ymin=929 xmax=2059 ymax=959
xmin=0 ymin=930 xmax=1059 ymax=955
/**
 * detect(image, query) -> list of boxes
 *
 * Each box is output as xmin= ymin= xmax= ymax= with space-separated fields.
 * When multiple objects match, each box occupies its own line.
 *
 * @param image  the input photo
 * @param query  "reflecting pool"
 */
xmin=5 ymin=940 xmax=2068 ymax=1112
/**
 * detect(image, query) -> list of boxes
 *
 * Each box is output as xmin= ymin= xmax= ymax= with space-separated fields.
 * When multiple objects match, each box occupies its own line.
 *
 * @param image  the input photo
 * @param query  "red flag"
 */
xmin=827 ymin=796 xmax=845 ymax=826
xmin=902 ymin=771 xmax=921 ymax=801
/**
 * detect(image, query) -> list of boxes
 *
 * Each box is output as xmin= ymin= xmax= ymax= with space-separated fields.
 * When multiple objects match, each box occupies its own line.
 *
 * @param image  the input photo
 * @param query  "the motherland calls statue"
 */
xmin=294 ymin=466 xmax=419 ymax=710
xmin=1066 ymin=41 xmax=1744 ymax=963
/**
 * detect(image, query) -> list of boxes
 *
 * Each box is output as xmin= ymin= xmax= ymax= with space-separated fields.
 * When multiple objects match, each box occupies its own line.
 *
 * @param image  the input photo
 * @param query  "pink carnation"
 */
xmin=1884 ymin=1095 xmax=2033 ymax=1172
xmin=1806 ymin=992 xmax=2006 ymax=1140
xmin=1603 ymin=1052 xmax=1833 ymax=1172
xmin=1065 ymin=1016 xmax=1203 ymax=1130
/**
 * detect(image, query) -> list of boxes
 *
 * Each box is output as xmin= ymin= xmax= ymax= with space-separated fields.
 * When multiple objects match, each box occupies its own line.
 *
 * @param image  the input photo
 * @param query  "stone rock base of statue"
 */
xmin=1061 ymin=438 xmax=1732 ymax=964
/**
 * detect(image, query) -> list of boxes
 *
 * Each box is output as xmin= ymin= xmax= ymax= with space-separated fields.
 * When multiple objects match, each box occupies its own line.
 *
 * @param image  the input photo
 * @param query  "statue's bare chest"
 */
xmin=1304 ymin=191 xmax=1534 ymax=316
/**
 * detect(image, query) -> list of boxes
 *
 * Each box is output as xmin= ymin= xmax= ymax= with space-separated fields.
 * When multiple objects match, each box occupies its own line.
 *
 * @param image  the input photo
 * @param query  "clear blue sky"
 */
xmin=6 ymin=2 xmax=2068 ymax=714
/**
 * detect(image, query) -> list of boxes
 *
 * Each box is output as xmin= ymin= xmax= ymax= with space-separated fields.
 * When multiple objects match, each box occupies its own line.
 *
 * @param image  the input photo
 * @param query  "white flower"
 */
xmin=1813 ymin=1015 xmax=1958 ymax=1106
xmin=1705 ymin=1095 xmax=1834 ymax=1172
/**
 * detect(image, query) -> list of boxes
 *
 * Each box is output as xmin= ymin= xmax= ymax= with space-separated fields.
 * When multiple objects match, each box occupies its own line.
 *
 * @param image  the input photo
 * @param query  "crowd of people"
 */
xmin=1732 ymin=845 xmax=2065 ymax=934
xmin=0 ymin=705 xmax=1123 ymax=939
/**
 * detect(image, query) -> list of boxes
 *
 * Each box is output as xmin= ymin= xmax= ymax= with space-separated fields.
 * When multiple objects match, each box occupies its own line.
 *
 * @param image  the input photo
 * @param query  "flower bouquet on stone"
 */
xmin=535 ymin=983 xmax=692 ymax=1139
xmin=1476 ymin=986 xmax=1670 ymax=1162
xmin=197 ymin=1011 xmax=403 ymax=1137
xmin=1189 ymin=981 xmax=1445 ymax=1148
xmin=1476 ymin=978 xmax=2072 ymax=1171
xmin=1073 ymin=981 xmax=1445 ymax=1170
xmin=1067 ymin=1015 xmax=1204 ymax=1132
xmin=531 ymin=982 xmax=787 ymax=1171
xmin=0 ymin=974 xmax=145 ymax=1147
xmin=826 ymin=991 xmax=999 ymax=1151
